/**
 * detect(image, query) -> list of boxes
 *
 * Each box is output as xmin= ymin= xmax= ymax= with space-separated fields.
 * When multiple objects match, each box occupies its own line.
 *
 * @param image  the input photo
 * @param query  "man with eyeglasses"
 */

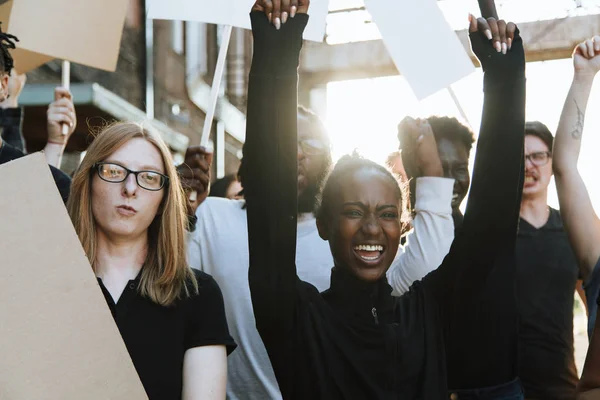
xmin=183 ymin=105 xmax=456 ymax=400
xmin=516 ymin=121 xmax=587 ymax=399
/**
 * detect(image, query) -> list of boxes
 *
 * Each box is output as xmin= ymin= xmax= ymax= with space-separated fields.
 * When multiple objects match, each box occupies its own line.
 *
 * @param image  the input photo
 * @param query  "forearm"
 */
xmin=388 ymin=177 xmax=454 ymax=295
xmin=554 ymin=74 xmax=594 ymax=177
xmin=43 ymin=142 xmax=66 ymax=168
xmin=245 ymin=12 xmax=307 ymax=332
xmin=462 ymin=70 xmax=525 ymax=240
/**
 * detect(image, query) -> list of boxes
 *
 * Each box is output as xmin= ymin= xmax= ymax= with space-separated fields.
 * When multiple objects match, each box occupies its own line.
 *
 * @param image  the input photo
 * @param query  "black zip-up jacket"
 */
xmin=245 ymin=12 xmax=525 ymax=399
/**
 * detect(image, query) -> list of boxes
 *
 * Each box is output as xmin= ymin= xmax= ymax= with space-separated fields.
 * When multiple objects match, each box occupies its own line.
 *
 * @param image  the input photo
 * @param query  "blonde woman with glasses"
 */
xmin=67 ymin=122 xmax=236 ymax=400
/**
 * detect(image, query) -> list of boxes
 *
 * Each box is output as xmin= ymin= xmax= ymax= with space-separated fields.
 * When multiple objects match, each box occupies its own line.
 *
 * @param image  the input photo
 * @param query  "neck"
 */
xmin=520 ymin=191 xmax=549 ymax=228
xmin=95 ymin=229 xmax=148 ymax=281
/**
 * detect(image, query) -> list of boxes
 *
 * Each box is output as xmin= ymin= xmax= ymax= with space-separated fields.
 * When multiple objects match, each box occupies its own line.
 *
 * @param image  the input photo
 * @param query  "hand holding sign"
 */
xmin=178 ymin=145 xmax=214 ymax=212
xmin=47 ymin=87 xmax=76 ymax=145
xmin=252 ymin=0 xmax=310 ymax=29
xmin=468 ymin=14 xmax=522 ymax=73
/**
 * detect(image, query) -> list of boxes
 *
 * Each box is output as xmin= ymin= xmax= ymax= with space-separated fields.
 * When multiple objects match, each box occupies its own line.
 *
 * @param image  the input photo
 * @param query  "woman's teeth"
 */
xmin=354 ymin=245 xmax=383 ymax=252
xmin=354 ymin=245 xmax=384 ymax=261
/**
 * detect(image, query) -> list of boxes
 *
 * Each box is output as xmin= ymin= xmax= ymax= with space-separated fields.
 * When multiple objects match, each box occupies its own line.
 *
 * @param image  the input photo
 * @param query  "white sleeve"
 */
xmin=387 ymin=176 xmax=455 ymax=296
xmin=186 ymin=200 xmax=214 ymax=271
xmin=186 ymin=214 xmax=203 ymax=271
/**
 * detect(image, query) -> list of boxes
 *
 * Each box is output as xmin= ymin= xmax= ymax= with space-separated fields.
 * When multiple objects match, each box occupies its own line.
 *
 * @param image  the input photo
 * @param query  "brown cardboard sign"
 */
xmin=0 ymin=0 xmax=128 ymax=72
xmin=0 ymin=153 xmax=148 ymax=399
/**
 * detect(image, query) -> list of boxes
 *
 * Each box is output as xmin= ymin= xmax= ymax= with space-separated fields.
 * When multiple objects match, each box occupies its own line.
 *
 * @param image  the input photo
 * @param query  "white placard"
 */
xmin=148 ymin=0 xmax=329 ymax=42
xmin=365 ymin=0 xmax=475 ymax=100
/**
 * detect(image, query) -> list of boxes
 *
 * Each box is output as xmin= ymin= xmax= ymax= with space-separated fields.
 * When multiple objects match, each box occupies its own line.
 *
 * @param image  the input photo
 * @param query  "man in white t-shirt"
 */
xmin=184 ymin=109 xmax=454 ymax=400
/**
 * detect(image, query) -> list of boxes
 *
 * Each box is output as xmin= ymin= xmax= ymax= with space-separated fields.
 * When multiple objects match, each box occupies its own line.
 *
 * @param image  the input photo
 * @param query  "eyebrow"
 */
xmin=104 ymin=160 xmax=164 ymax=173
xmin=342 ymin=202 xmax=398 ymax=211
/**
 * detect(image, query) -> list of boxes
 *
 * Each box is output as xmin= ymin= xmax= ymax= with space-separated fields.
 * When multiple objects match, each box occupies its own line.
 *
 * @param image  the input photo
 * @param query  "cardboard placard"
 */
xmin=147 ymin=0 xmax=329 ymax=42
xmin=365 ymin=0 xmax=475 ymax=100
xmin=0 ymin=153 xmax=148 ymax=400
xmin=0 ymin=0 xmax=128 ymax=72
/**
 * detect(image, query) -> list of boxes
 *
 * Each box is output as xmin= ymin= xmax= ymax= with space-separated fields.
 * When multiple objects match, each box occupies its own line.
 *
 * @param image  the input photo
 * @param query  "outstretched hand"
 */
xmin=252 ymin=0 xmax=309 ymax=29
xmin=468 ymin=14 xmax=524 ymax=74
xmin=573 ymin=36 xmax=600 ymax=77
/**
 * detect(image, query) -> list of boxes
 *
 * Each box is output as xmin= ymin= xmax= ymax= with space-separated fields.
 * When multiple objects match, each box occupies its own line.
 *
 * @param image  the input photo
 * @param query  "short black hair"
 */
xmin=316 ymin=151 xmax=409 ymax=228
xmin=0 ymin=23 xmax=17 ymax=73
xmin=427 ymin=116 xmax=475 ymax=154
xmin=398 ymin=116 xmax=475 ymax=155
xmin=209 ymin=174 xmax=238 ymax=198
xmin=525 ymin=121 xmax=553 ymax=152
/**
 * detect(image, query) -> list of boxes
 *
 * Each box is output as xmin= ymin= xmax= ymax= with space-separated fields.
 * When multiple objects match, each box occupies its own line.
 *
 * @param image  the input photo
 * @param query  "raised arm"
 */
xmin=553 ymin=37 xmax=600 ymax=278
xmin=426 ymin=16 xmax=525 ymax=298
xmin=244 ymin=2 xmax=308 ymax=341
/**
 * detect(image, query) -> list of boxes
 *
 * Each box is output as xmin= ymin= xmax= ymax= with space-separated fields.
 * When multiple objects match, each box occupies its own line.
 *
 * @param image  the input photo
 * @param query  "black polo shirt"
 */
xmin=98 ymin=269 xmax=236 ymax=400
xmin=516 ymin=207 xmax=580 ymax=399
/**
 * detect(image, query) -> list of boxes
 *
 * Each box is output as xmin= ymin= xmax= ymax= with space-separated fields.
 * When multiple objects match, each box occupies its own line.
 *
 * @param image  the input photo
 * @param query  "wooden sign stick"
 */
xmin=189 ymin=24 xmax=233 ymax=202
xmin=478 ymin=0 xmax=499 ymax=20
xmin=61 ymin=60 xmax=70 ymax=135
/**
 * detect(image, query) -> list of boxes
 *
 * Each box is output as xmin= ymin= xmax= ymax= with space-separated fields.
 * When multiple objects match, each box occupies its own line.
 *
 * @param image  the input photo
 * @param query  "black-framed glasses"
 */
xmin=298 ymin=139 xmax=328 ymax=156
xmin=93 ymin=162 xmax=169 ymax=191
xmin=525 ymin=151 xmax=552 ymax=167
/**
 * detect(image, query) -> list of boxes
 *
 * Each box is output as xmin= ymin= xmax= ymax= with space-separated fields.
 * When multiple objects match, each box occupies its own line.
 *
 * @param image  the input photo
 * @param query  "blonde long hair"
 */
xmin=67 ymin=122 xmax=197 ymax=306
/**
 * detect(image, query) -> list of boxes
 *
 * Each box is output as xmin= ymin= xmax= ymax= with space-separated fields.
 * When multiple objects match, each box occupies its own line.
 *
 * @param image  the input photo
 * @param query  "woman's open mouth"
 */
xmin=353 ymin=244 xmax=385 ymax=264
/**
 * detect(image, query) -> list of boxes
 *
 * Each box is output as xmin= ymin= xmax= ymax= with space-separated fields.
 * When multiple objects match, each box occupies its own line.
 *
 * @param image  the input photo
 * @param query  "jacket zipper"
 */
xmin=371 ymin=307 xmax=379 ymax=324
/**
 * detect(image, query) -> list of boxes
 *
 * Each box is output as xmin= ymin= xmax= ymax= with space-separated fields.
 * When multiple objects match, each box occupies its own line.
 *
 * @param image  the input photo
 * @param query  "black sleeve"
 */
xmin=244 ymin=11 xmax=307 ymax=345
xmin=425 ymin=30 xmax=526 ymax=305
xmin=185 ymin=270 xmax=237 ymax=354
xmin=0 ymin=107 xmax=25 ymax=152
xmin=50 ymin=165 xmax=71 ymax=204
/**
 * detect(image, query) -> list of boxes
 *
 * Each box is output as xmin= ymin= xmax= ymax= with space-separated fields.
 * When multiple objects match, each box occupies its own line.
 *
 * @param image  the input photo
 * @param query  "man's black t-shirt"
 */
xmin=0 ymin=142 xmax=71 ymax=203
xmin=98 ymin=269 xmax=236 ymax=400
xmin=517 ymin=207 xmax=580 ymax=399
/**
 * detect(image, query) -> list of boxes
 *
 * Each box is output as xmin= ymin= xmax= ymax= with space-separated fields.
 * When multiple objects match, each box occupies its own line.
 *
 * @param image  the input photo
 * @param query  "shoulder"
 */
xmin=197 ymin=197 xmax=245 ymax=215
xmin=0 ymin=141 xmax=23 ymax=164
xmin=185 ymin=269 xmax=225 ymax=305
xmin=549 ymin=207 xmax=566 ymax=229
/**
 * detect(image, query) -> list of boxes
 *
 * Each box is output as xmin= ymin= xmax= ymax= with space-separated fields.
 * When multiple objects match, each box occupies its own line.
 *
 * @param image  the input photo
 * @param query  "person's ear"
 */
xmin=0 ymin=72 xmax=9 ymax=102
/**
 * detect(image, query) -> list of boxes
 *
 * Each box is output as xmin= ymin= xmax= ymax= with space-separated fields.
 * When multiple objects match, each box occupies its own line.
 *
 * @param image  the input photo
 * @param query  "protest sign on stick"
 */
xmin=364 ymin=0 xmax=475 ymax=100
xmin=0 ymin=153 xmax=148 ymax=400
xmin=148 ymin=0 xmax=329 ymax=199
xmin=0 ymin=0 xmax=128 ymax=72
xmin=189 ymin=25 xmax=232 ymax=202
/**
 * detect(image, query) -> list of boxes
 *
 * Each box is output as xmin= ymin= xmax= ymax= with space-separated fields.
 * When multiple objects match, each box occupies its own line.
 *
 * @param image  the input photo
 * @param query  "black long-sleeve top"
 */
xmin=245 ymin=12 xmax=525 ymax=399
xmin=0 ymin=107 xmax=25 ymax=151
